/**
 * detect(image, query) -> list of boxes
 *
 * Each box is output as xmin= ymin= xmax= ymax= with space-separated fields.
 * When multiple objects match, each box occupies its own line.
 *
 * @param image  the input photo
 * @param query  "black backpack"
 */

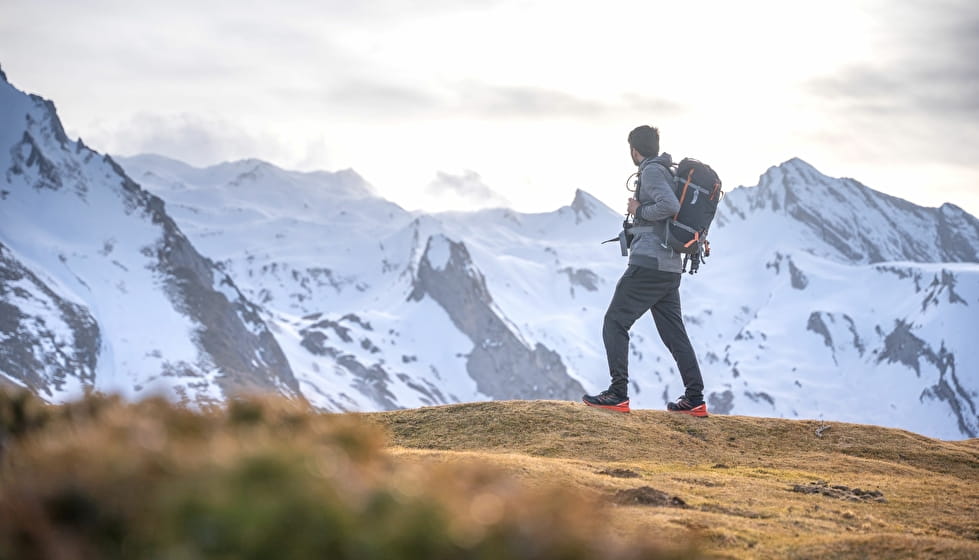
xmin=663 ymin=158 xmax=722 ymax=273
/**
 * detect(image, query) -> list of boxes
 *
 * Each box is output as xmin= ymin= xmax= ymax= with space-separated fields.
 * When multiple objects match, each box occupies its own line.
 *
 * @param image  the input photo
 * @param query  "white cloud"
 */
xmin=81 ymin=113 xmax=292 ymax=168
xmin=426 ymin=170 xmax=510 ymax=211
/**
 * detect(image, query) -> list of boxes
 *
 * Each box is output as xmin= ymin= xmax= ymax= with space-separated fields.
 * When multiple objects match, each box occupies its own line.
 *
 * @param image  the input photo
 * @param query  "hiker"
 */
xmin=583 ymin=125 xmax=708 ymax=416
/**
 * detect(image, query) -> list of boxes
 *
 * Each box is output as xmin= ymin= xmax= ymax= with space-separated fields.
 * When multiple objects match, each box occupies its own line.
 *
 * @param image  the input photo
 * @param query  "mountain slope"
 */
xmin=0 ymin=70 xmax=297 ymax=402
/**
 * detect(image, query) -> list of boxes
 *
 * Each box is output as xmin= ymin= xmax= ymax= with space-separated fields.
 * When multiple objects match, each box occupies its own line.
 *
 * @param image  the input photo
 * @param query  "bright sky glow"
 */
xmin=1 ymin=0 xmax=976 ymax=216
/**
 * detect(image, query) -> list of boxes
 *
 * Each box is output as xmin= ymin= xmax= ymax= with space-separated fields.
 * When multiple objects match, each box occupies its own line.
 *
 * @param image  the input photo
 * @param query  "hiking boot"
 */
xmin=667 ymin=396 xmax=708 ymax=417
xmin=583 ymin=390 xmax=630 ymax=413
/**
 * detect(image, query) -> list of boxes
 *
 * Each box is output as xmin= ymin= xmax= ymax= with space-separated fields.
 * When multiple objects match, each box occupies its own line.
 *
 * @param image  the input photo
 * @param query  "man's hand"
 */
xmin=627 ymin=198 xmax=641 ymax=216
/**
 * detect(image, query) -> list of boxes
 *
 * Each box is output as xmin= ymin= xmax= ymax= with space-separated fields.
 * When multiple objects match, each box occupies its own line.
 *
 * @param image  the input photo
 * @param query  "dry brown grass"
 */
xmin=0 ymin=391 xmax=694 ymax=560
xmin=367 ymin=400 xmax=979 ymax=559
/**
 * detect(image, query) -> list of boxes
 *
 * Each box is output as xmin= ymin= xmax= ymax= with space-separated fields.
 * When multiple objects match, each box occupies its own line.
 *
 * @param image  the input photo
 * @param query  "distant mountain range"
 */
xmin=1 ymin=66 xmax=977 ymax=439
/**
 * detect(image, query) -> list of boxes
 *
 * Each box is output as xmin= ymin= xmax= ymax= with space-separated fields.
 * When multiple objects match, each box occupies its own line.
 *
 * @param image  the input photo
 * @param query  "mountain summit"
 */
xmin=718 ymin=158 xmax=979 ymax=263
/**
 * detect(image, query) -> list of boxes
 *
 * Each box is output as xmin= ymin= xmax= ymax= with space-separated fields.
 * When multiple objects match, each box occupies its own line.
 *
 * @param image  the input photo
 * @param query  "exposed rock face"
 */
xmin=410 ymin=235 xmax=585 ymax=400
xmin=767 ymin=252 xmax=809 ymax=290
xmin=709 ymin=390 xmax=734 ymax=415
xmin=877 ymin=320 xmax=931 ymax=377
xmin=807 ymin=312 xmax=833 ymax=349
xmin=936 ymin=204 xmax=979 ymax=262
xmin=143 ymin=204 xmax=299 ymax=396
xmin=299 ymin=316 xmax=400 ymax=410
xmin=876 ymin=320 xmax=977 ymax=437
xmin=0 ymin=242 xmax=99 ymax=396
xmin=559 ymin=267 xmax=599 ymax=296
xmin=94 ymin=156 xmax=301 ymax=396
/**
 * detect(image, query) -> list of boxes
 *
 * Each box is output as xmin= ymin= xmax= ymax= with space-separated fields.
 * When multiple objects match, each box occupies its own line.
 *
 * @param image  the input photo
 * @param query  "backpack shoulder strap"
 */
xmin=674 ymin=168 xmax=696 ymax=220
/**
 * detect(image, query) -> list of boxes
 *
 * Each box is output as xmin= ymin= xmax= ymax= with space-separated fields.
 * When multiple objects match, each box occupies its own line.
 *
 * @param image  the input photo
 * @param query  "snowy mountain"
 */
xmin=715 ymin=157 xmax=979 ymax=263
xmin=0 ymin=68 xmax=298 ymax=403
xmin=705 ymin=160 xmax=979 ymax=439
xmin=113 ymin=153 xmax=593 ymax=411
xmin=116 ymin=151 xmax=979 ymax=439
xmin=2 ymin=66 xmax=977 ymax=439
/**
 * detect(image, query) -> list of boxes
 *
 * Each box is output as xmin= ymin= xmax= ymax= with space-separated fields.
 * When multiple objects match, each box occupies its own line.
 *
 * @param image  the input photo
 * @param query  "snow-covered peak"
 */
xmin=940 ymin=202 xmax=970 ymax=218
xmin=752 ymin=157 xmax=842 ymax=210
xmin=0 ymin=71 xmax=50 ymax=161
xmin=0 ymin=75 xmax=100 ymax=200
xmin=718 ymin=158 xmax=979 ymax=264
xmin=764 ymin=157 xmax=825 ymax=184
xmin=570 ymin=188 xmax=608 ymax=222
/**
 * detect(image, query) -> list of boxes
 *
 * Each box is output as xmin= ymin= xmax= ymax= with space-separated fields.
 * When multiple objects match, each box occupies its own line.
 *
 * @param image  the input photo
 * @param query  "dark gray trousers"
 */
xmin=603 ymin=265 xmax=704 ymax=400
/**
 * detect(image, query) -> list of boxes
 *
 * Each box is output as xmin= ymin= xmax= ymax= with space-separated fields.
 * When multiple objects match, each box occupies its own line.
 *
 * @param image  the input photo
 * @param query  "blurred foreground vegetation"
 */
xmin=0 ymin=390 xmax=690 ymax=560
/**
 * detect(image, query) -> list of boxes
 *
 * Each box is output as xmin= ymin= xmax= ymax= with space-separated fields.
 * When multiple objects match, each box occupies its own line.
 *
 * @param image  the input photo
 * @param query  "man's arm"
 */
xmin=635 ymin=165 xmax=679 ymax=221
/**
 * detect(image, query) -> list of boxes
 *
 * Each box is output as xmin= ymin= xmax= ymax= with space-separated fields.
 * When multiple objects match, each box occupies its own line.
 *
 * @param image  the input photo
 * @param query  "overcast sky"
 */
xmin=2 ymin=0 xmax=977 ymax=216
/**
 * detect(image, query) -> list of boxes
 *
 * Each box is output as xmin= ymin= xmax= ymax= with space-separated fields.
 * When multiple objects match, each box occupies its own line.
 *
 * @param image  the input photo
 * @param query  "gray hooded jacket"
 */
xmin=629 ymin=153 xmax=682 ymax=273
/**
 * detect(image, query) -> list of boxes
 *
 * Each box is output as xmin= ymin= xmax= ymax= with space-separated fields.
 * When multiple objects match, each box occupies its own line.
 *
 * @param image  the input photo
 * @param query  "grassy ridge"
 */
xmin=369 ymin=400 xmax=979 ymax=559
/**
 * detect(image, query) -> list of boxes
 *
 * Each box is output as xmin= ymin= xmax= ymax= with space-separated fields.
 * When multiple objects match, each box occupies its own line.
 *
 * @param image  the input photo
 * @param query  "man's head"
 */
xmin=628 ymin=125 xmax=660 ymax=165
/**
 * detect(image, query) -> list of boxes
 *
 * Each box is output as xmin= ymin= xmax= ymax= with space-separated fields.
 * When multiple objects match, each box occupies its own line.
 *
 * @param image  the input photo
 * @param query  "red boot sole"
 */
xmin=668 ymin=404 xmax=708 ymax=417
xmin=583 ymin=399 xmax=631 ymax=413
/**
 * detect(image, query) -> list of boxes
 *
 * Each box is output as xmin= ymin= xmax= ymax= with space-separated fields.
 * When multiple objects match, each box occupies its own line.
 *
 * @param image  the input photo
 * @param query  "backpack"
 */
xmin=663 ymin=158 xmax=722 ymax=273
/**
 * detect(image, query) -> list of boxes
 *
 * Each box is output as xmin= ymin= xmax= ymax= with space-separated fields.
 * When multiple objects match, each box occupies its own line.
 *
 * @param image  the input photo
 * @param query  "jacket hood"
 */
xmin=640 ymin=152 xmax=673 ymax=171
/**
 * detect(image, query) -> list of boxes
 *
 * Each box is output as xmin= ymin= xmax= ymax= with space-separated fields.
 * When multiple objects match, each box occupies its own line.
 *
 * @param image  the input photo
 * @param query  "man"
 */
xmin=582 ymin=125 xmax=707 ymax=416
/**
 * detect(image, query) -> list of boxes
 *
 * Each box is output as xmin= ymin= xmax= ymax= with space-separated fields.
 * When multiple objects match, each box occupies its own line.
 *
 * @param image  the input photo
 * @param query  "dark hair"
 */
xmin=627 ymin=126 xmax=660 ymax=158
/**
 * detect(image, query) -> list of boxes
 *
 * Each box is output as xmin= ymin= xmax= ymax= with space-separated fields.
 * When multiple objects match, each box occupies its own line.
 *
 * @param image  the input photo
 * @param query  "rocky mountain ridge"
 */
xmin=0 ymin=68 xmax=298 ymax=403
